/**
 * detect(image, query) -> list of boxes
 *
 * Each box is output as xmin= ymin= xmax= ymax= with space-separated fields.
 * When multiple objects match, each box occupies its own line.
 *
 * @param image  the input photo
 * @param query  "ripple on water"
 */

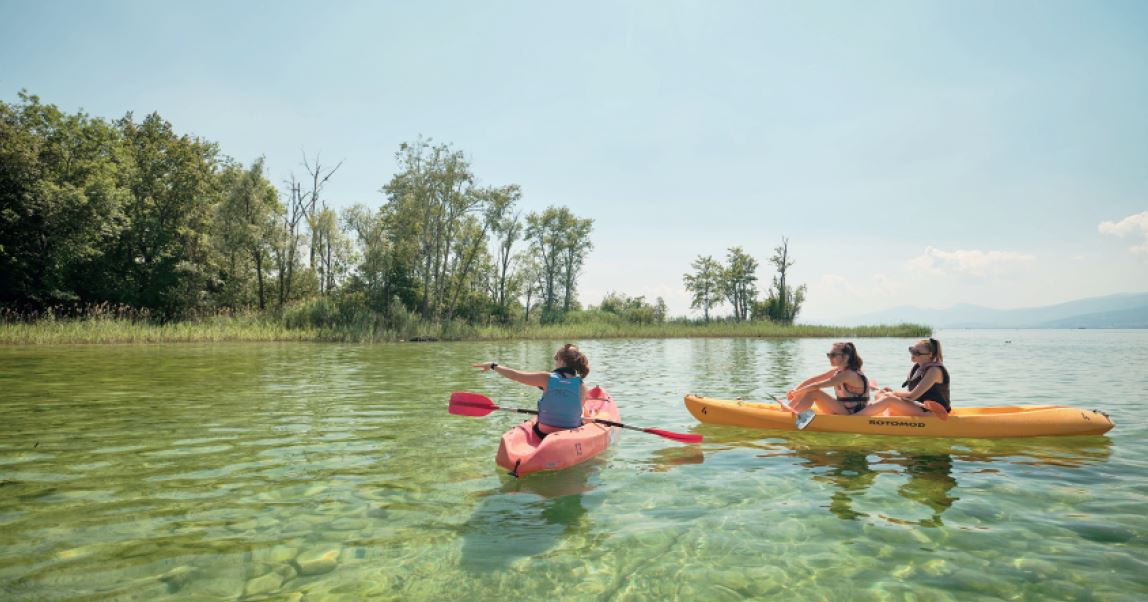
xmin=0 ymin=334 xmax=1146 ymax=600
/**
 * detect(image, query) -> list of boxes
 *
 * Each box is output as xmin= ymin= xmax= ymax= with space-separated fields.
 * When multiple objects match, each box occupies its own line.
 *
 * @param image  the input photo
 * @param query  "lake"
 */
xmin=1 ymin=330 xmax=1145 ymax=600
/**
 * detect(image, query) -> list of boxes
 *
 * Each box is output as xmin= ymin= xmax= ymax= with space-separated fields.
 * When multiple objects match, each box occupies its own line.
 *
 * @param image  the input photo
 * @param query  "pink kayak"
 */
xmin=496 ymin=386 xmax=621 ymax=477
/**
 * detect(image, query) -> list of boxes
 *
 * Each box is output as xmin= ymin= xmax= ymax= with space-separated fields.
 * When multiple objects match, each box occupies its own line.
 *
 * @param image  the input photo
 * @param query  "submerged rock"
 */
xmin=294 ymin=548 xmax=340 ymax=576
xmin=158 ymin=565 xmax=198 ymax=589
xmin=244 ymin=571 xmax=284 ymax=596
xmin=269 ymin=545 xmax=299 ymax=564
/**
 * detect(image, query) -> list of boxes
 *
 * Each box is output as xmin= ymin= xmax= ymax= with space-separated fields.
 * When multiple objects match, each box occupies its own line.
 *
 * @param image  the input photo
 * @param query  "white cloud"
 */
xmin=1098 ymin=211 xmax=1148 ymax=254
xmin=906 ymin=246 xmax=1036 ymax=277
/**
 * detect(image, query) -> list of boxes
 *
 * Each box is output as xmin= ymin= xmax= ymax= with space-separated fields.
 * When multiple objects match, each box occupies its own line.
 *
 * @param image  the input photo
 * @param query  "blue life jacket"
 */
xmin=537 ymin=370 xmax=583 ymax=429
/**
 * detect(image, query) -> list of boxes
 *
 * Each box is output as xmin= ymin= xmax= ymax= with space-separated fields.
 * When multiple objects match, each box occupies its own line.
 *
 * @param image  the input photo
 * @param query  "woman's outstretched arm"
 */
xmin=473 ymin=362 xmax=551 ymax=388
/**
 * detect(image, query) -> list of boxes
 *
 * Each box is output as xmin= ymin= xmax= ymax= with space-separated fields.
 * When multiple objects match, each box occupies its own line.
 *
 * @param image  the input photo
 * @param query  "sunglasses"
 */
xmin=908 ymin=347 xmax=930 ymax=356
xmin=826 ymin=352 xmax=843 ymax=358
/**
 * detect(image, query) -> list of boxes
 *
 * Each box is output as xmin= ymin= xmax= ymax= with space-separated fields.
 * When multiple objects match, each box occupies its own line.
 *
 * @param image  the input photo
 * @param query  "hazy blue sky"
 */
xmin=3 ymin=0 xmax=1146 ymax=321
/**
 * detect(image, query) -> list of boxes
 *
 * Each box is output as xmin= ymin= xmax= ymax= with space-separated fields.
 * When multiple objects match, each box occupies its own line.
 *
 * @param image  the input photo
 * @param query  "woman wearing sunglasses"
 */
xmin=859 ymin=337 xmax=950 ymax=419
xmin=779 ymin=342 xmax=871 ymax=416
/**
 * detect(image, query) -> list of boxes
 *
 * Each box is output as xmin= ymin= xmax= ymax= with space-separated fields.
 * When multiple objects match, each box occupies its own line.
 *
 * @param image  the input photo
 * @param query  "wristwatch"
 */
xmin=489 ymin=362 xmax=498 ymax=370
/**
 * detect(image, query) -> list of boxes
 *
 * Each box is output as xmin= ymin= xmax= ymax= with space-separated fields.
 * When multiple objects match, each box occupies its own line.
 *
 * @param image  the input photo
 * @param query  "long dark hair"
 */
xmin=832 ymin=342 xmax=863 ymax=371
xmin=555 ymin=343 xmax=590 ymax=377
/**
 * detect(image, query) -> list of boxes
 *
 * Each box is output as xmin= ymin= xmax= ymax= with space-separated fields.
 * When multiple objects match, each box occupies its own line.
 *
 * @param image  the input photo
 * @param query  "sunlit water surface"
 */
xmin=1 ymin=330 xmax=1145 ymax=600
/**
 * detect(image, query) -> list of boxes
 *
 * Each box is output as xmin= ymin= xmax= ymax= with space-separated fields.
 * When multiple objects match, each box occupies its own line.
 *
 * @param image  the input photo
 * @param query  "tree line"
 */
xmin=682 ymin=238 xmax=807 ymax=324
xmin=0 ymin=92 xmax=593 ymax=326
xmin=2 ymin=91 xmax=814 ymax=331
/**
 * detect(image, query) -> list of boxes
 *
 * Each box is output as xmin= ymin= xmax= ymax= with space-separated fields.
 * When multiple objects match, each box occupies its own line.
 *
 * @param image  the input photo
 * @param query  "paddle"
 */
xmin=449 ymin=392 xmax=703 ymax=444
xmin=768 ymin=393 xmax=817 ymax=430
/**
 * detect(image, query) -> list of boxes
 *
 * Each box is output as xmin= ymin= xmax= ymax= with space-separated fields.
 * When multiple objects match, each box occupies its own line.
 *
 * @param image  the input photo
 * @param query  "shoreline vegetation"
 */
xmin=3 ymin=92 xmax=917 ymax=346
xmin=0 ymin=313 xmax=930 ymax=345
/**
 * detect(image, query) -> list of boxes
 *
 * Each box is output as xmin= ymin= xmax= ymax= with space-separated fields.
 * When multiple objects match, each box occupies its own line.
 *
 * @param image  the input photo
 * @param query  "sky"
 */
xmin=2 ymin=0 xmax=1146 ymax=322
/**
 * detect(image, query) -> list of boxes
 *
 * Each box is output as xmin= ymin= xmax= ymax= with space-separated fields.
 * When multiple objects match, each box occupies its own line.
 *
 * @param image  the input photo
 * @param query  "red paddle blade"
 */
xmin=449 ymin=391 xmax=499 ymax=417
xmin=643 ymin=428 xmax=704 ymax=444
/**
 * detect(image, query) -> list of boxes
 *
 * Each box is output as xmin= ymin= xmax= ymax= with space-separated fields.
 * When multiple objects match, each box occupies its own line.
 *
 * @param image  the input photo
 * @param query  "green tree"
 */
xmin=486 ymin=185 xmax=522 ymax=323
xmin=517 ymin=254 xmax=543 ymax=323
xmin=0 ymin=92 xmax=127 ymax=306
xmin=560 ymin=213 xmax=593 ymax=312
xmin=382 ymin=138 xmax=477 ymax=321
xmin=313 ymin=205 xmax=352 ymax=295
xmin=682 ymin=254 xmax=723 ymax=322
xmin=525 ymin=206 xmax=593 ymax=321
xmin=723 ymin=246 xmax=758 ymax=322
xmin=214 ymin=158 xmax=281 ymax=310
xmin=342 ymin=203 xmax=389 ymax=307
xmin=99 ymin=111 xmax=220 ymax=317
xmin=597 ymin=291 xmax=665 ymax=324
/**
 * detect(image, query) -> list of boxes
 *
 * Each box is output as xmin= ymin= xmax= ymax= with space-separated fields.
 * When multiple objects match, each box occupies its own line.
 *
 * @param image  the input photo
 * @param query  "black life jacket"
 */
xmin=903 ymin=363 xmax=951 ymax=411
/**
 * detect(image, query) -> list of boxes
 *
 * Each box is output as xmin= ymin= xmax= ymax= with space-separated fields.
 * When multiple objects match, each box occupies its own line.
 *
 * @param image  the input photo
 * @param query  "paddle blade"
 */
xmin=795 ymin=409 xmax=817 ymax=430
xmin=643 ymin=428 xmax=704 ymax=444
xmin=449 ymin=391 xmax=498 ymax=417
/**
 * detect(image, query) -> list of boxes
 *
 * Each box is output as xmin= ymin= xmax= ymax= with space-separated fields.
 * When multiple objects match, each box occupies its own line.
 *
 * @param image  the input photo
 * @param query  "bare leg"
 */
xmin=861 ymin=397 xmax=932 ymax=417
xmin=792 ymin=390 xmax=853 ymax=416
xmin=857 ymin=399 xmax=891 ymax=417
xmin=788 ymin=388 xmax=825 ymax=412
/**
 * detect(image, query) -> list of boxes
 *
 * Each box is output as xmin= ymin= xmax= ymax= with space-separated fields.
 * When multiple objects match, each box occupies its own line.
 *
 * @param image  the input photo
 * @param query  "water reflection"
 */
xmin=459 ymin=462 xmax=600 ymax=572
xmin=688 ymin=339 xmax=770 ymax=399
xmin=794 ymin=448 xmax=881 ymax=521
xmin=790 ymin=448 xmax=959 ymax=526
xmin=884 ymin=453 xmax=957 ymax=528
xmin=763 ymin=339 xmax=800 ymax=397
xmin=643 ymin=445 xmax=705 ymax=473
xmin=697 ymin=426 xmax=1112 ymax=527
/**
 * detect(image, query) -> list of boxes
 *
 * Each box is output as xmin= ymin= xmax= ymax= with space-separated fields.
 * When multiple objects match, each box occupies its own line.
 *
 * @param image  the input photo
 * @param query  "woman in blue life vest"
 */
xmin=473 ymin=343 xmax=590 ymax=439
xmin=778 ymin=342 xmax=871 ymax=416
xmin=858 ymin=337 xmax=950 ymax=419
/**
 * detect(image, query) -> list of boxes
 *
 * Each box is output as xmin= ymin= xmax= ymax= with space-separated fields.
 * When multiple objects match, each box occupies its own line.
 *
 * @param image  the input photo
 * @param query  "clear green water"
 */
xmin=1 ymin=331 xmax=1145 ymax=601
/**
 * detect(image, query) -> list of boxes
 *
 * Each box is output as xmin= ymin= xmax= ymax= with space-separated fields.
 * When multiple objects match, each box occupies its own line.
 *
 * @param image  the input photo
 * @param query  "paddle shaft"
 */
xmin=456 ymin=400 xmax=672 ymax=435
xmin=477 ymin=403 xmax=652 ymax=433
xmin=449 ymin=392 xmax=703 ymax=443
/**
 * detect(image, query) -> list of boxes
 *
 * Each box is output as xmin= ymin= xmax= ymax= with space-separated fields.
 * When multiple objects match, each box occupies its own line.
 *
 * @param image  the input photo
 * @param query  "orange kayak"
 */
xmin=684 ymin=394 xmax=1114 ymax=438
xmin=496 ymin=386 xmax=621 ymax=477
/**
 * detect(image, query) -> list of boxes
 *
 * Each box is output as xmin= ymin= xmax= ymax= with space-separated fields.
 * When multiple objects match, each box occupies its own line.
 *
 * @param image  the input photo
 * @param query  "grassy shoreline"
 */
xmin=0 ymin=316 xmax=930 ymax=345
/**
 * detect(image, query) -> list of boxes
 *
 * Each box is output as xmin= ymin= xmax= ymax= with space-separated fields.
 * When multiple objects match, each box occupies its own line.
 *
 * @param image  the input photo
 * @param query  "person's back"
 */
xmin=538 ymin=367 xmax=584 ymax=429
xmin=472 ymin=343 xmax=592 ymax=437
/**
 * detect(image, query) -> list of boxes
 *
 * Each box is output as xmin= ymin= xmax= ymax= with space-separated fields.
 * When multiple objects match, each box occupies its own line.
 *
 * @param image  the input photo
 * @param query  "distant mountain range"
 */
xmin=839 ymin=292 xmax=1148 ymax=329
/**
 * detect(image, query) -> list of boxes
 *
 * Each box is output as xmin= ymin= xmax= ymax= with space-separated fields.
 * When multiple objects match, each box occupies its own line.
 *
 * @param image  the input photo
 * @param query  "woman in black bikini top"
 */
xmin=780 ymin=342 xmax=870 ymax=416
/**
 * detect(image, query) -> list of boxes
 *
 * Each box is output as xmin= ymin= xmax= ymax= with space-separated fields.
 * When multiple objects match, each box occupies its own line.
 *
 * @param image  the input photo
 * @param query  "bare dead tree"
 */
xmin=276 ymin=177 xmax=312 ymax=307
xmin=302 ymin=151 xmax=343 ymax=272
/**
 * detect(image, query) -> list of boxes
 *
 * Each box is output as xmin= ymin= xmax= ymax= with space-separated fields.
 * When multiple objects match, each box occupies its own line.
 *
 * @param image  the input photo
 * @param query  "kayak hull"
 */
xmin=684 ymin=395 xmax=1114 ymax=438
xmin=496 ymin=386 xmax=620 ymax=476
